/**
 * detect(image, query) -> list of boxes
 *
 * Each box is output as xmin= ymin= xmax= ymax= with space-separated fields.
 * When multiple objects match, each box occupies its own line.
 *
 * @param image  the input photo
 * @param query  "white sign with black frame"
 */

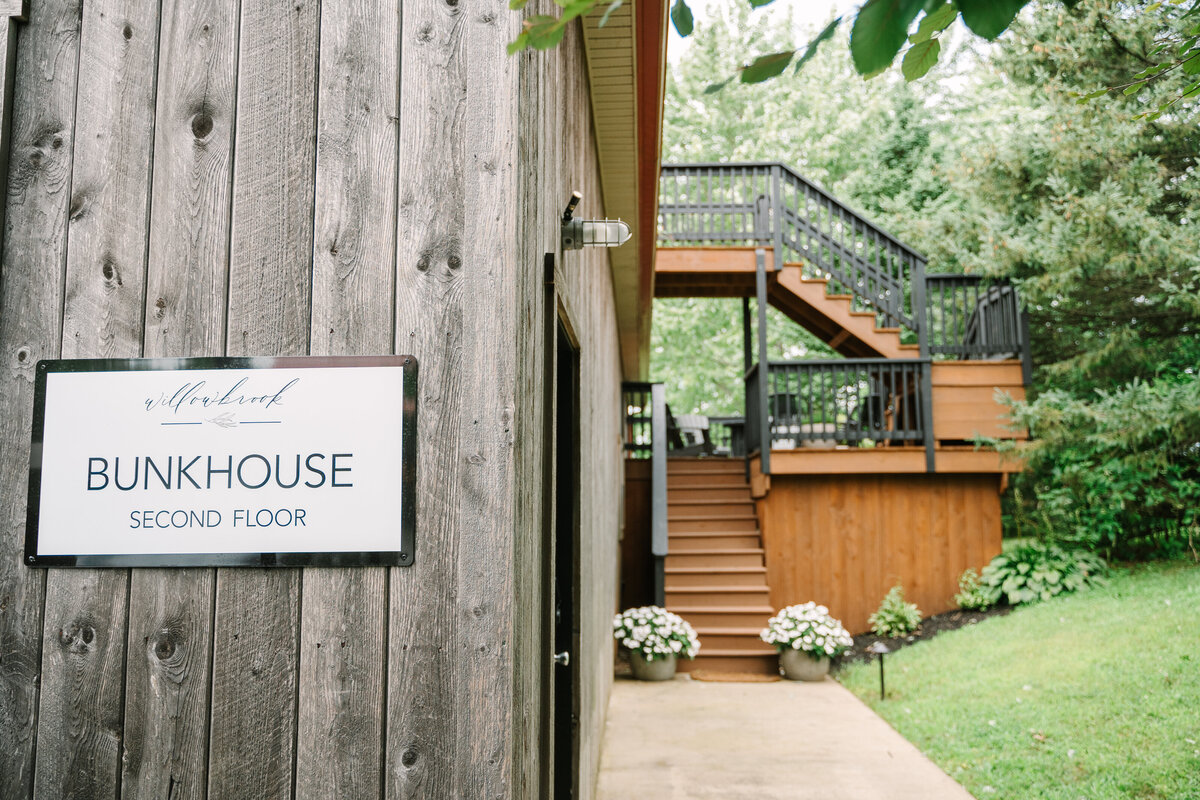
xmin=25 ymin=355 xmax=417 ymax=567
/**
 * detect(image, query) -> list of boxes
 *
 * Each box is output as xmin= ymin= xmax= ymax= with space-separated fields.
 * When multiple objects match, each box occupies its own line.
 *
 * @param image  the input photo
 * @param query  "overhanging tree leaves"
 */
xmin=510 ymin=0 xmax=1200 ymax=114
xmin=850 ymin=0 xmax=926 ymax=74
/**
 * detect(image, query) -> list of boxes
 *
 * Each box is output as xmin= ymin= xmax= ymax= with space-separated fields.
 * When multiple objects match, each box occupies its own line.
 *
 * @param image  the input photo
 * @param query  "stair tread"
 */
xmin=670 ymin=605 xmax=776 ymax=613
xmin=694 ymin=626 xmax=770 ymax=635
xmin=876 ymin=326 xmax=901 ymax=334
xmin=666 ymin=586 xmax=770 ymax=593
xmin=665 ymin=547 xmax=764 ymax=554
xmin=689 ymin=648 xmax=775 ymax=657
xmin=667 ymin=473 xmax=746 ymax=481
xmin=668 ymin=513 xmax=757 ymax=520
xmin=825 ymin=293 xmax=853 ymax=301
xmin=662 ymin=566 xmax=763 ymax=573
xmin=669 ymin=531 xmax=762 ymax=538
xmin=669 ymin=482 xmax=751 ymax=489
xmin=849 ymin=310 xmax=878 ymax=318
xmin=668 ymin=499 xmax=754 ymax=506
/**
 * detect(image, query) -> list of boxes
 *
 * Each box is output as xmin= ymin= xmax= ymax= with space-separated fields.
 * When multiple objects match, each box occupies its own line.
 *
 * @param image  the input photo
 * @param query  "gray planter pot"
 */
xmin=779 ymin=648 xmax=830 ymax=681
xmin=629 ymin=651 xmax=677 ymax=681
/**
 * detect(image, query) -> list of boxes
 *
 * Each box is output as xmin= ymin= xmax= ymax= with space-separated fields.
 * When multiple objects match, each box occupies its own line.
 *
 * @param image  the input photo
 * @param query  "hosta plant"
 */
xmin=954 ymin=568 xmax=996 ymax=611
xmin=612 ymin=606 xmax=700 ymax=662
xmin=869 ymin=585 xmax=922 ymax=638
xmin=981 ymin=542 xmax=1107 ymax=606
xmin=759 ymin=602 xmax=854 ymax=660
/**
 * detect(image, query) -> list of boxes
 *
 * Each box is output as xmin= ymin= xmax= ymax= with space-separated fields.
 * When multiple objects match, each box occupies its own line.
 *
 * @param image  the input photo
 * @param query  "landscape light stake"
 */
xmin=868 ymin=641 xmax=890 ymax=700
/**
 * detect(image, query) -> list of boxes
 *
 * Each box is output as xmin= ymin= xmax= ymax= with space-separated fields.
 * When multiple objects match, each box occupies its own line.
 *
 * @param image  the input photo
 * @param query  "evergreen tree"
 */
xmin=937 ymin=1 xmax=1200 ymax=557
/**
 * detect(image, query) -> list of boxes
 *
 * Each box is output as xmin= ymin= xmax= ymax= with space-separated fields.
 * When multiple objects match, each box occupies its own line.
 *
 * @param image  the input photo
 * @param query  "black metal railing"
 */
xmin=658 ymin=164 xmax=774 ymax=247
xmin=764 ymin=359 xmax=928 ymax=446
xmin=622 ymin=382 xmax=655 ymax=459
xmin=924 ymin=275 xmax=1028 ymax=361
xmin=659 ymin=163 xmax=926 ymax=334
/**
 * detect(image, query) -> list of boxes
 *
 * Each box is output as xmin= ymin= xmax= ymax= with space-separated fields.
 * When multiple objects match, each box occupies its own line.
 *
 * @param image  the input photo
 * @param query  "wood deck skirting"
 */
xmin=755 ymin=472 xmax=1004 ymax=635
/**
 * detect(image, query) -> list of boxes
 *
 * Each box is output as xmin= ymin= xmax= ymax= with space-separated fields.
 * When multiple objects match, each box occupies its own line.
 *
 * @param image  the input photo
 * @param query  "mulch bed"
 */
xmin=832 ymin=605 xmax=1013 ymax=672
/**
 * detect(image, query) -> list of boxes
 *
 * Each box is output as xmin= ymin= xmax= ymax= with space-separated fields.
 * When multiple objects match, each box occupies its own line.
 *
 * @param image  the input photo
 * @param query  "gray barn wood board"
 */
xmin=0 ymin=0 xmax=626 ymax=797
xmin=120 ymin=0 xmax=237 ymax=795
xmin=295 ymin=0 xmax=397 ymax=796
xmin=206 ymin=0 xmax=320 ymax=796
xmin=32 ymin=0 xmax=163 ymax=793
xmin=0 ymin=0 xmax=81 ymax=795
xmin=387 ymin=0 xmax=518 ymax=792
xmin=0 ymin=0 xmax=28 ymax=262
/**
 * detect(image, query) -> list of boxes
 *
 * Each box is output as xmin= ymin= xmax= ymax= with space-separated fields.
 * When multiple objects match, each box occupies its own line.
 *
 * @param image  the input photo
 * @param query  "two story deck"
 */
xmin=623 ymin=163 xmax=1030 ymax=674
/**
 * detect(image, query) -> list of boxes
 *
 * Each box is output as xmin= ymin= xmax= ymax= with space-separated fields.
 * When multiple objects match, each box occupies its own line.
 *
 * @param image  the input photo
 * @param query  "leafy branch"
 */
xmin=1071 ymin=2 xmax=1200 ymax=120
xmin=509 ymin=0 xmax=1038 ymax=83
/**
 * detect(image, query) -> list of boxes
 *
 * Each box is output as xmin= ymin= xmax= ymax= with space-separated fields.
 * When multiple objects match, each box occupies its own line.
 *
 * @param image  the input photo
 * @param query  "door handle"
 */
xmin=554 ymin=651 xmax=570 ymax=667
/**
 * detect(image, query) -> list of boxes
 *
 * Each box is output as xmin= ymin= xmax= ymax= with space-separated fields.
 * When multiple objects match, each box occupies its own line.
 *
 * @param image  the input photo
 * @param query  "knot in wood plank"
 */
xmin=57 ymin=619 xmax=97 ymax=655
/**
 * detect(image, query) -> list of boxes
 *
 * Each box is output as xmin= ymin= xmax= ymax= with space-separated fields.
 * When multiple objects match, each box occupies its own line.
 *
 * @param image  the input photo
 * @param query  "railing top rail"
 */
xmin=661 ymin=161 xmax=928 ymax=263
xmin=768 ymin=357 xmax=930 ymax=367
xmin=663 ymin=161 xmax=781 ymax=170
xmin=924 ymin=273 xmax=1010 ymax=281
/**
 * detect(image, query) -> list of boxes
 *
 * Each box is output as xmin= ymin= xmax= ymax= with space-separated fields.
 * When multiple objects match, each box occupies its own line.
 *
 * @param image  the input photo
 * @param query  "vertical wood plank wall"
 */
xmin=758 ymin=475 xmax=1003 ymax=635
xmin=513 ymin=11 xmax=621 ymax=797
xmin=0 ymin=0 xmax=622 ymax=798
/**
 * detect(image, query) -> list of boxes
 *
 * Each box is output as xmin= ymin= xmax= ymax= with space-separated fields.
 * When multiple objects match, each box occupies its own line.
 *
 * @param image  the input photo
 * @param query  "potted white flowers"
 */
xmin=612 ymin=605 xmax=701 ymax=680
xmin=760 ymin=602 xmax=854 ymax=681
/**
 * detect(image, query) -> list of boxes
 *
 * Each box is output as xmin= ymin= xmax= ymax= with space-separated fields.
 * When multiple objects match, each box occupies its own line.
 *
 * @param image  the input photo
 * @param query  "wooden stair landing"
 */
xmin=665 ymin=458 xmax=777 ymax=675
xmin=655 ymin=247 xmax=916 ymax=359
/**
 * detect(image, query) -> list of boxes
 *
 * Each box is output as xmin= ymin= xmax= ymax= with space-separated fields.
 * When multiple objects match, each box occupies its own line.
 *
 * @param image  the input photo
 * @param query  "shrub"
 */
xmin=760 ymin=602 xmax=855 ymax=659
xmin=869 ymin=585 xmax=922 ymax=638
xmin=954 ymin=568 xmax=997 ymax=611
xmin=981 ymin=541 xmax=1107 ymax=606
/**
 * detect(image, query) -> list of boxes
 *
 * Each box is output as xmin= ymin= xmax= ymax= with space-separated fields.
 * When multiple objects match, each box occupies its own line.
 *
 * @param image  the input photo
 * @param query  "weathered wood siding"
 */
xmin=0 ymin=1 xmax=622 ymax=798
xmin=513 ymin=12 xmax=622 ymax=797
xmin=757 ymin=474 xmax=1003 ymax=635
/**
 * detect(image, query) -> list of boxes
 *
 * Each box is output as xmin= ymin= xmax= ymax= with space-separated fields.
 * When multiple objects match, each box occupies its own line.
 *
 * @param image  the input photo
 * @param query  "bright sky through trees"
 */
xmin=667 ymin=0 xmax=859 ymax=63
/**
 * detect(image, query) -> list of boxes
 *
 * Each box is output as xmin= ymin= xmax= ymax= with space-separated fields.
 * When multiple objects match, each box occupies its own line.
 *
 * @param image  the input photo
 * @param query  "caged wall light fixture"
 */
xmin=561 ymin=191 xmax=631 ymax=251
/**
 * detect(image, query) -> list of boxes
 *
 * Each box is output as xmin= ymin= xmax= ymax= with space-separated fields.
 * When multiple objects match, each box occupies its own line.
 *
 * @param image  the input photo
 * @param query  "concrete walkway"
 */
xmin=595 ymin=675 xmax=974 ymax=800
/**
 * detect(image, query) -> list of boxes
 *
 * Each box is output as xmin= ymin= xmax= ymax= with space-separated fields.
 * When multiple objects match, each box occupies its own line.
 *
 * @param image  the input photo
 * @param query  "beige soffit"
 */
xmin=581 ymin=4 xmax=645 ymax=379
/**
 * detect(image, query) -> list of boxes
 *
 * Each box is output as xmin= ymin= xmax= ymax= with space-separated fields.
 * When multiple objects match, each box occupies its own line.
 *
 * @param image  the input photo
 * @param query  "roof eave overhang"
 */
xmin=581 ymin=0 xmax=668 ymax=381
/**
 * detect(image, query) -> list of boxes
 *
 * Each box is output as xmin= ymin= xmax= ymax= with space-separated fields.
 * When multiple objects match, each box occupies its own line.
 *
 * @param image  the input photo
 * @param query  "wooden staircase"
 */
xmin=654 ymin=247 xmax=919 ymax=360
xmin=771 ymin=265 xmax=919 ymax=360
xmin=664 ymin=457 xmax=777 ymax=675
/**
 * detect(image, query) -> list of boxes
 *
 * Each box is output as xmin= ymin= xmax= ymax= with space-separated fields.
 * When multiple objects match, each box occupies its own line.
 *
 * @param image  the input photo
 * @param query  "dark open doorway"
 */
xmin=553 ymin=318 xmax=581 ymax=799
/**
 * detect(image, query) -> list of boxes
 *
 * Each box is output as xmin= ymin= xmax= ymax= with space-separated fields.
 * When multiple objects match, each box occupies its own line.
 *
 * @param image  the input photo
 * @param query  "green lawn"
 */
xmin=838 ymin=561 xmax=1200 ymax=800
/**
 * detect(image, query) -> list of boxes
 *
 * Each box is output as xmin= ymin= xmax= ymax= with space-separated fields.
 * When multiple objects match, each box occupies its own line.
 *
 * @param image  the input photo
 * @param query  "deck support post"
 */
xmin=742 ymin=297 xmax=753 ymax=483
xmin=650 ymin=383 xmax=668 ymax=606
xmin=755 ymin=248 xmax=771 ymax=476
xmin=1018 ymin=307 xmax=1033 ymax=388
xmin=769 ymin=164 xmax=784 ymax=271
xmin=911 ymin=256 xmax=936 ymax=473
xmin=919 ymin=359 xmax=936 ymax=473
xmin=742 ymin=296 xmax=752 ymax=375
